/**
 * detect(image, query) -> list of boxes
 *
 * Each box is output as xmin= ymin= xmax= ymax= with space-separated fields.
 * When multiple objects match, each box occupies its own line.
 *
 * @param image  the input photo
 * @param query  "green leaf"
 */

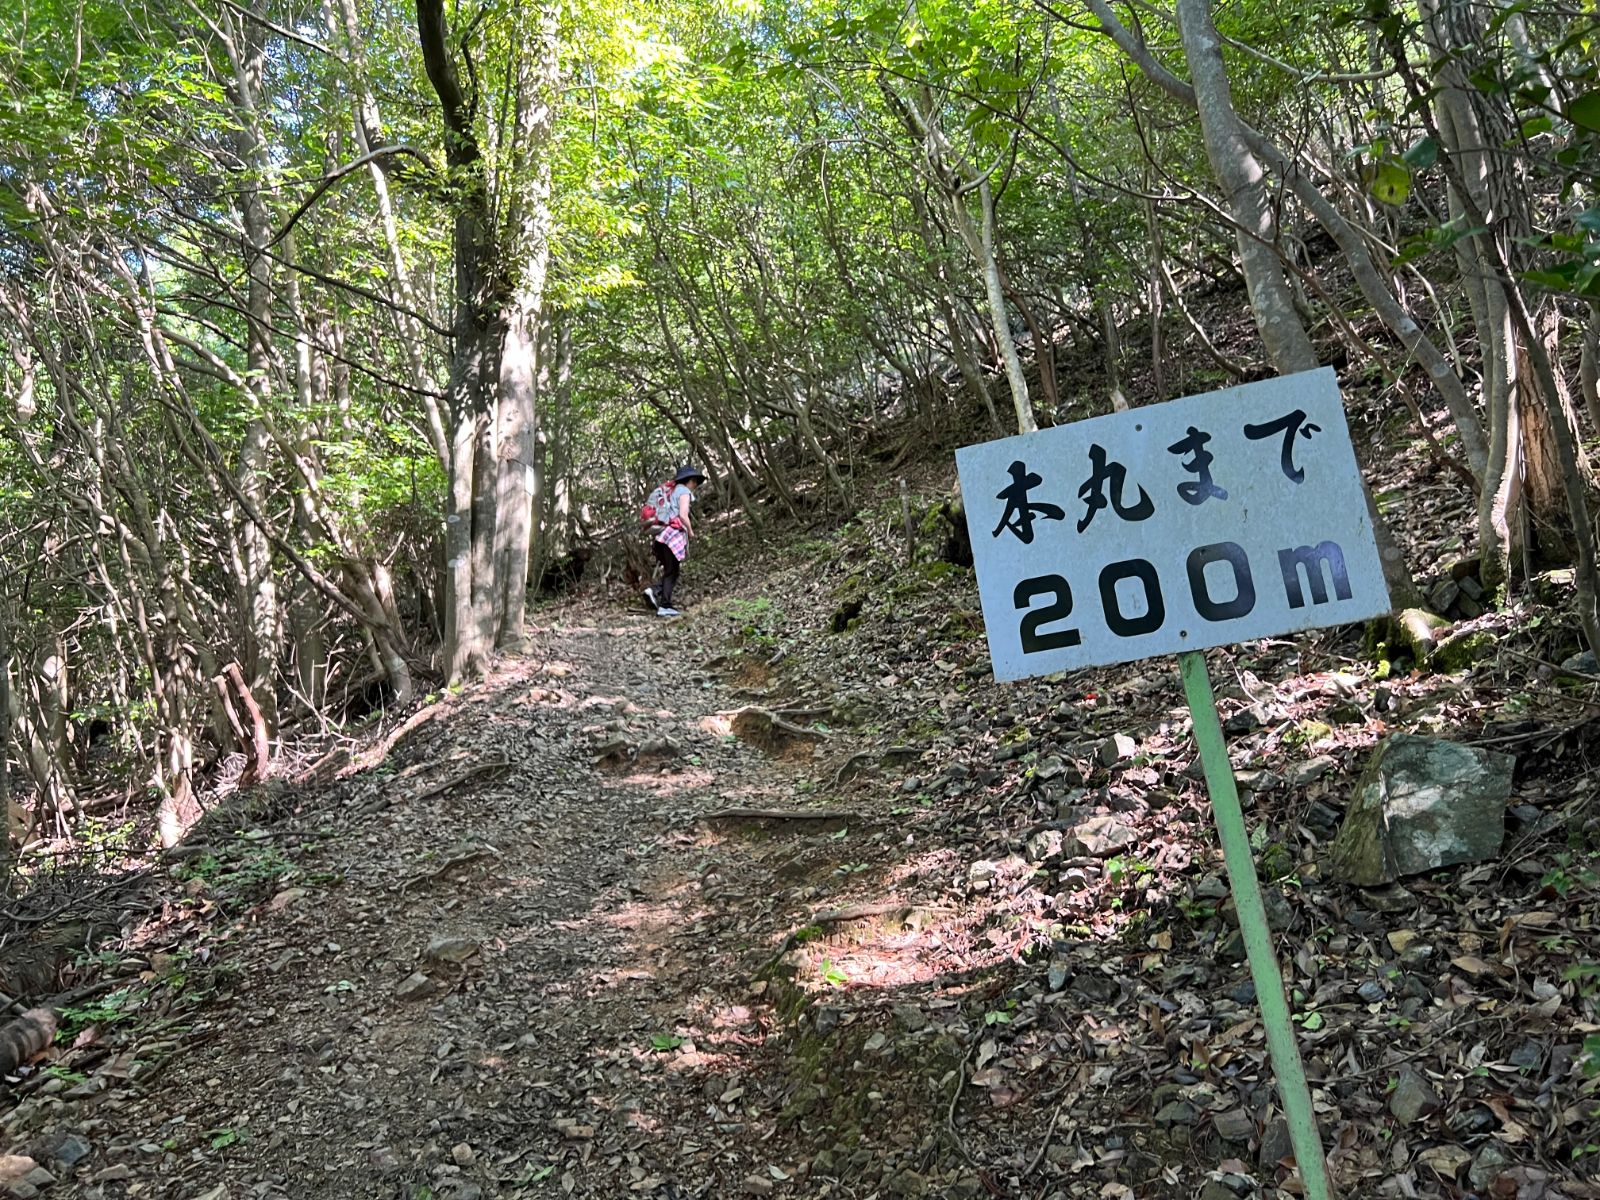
xmin=1300 ymin=1011 xmax=1326 ymax=1031
xmin=1372 ymin=162 xmax=1411 ymax=205
xmin=1521 ymin=115 xmax=1553 ymax=139
xmin=1402 ymin=137 xmax=1438 ymax=168
xmin=1522 ymin=268 xmax=1576 ymax=290
xmin=1569 ymin=91 xmax=1600 ymax=133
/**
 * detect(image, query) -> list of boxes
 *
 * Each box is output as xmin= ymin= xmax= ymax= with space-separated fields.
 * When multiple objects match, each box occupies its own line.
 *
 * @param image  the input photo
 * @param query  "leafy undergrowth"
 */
xmin=678 ymin=410 xmax=1600 ymax=1198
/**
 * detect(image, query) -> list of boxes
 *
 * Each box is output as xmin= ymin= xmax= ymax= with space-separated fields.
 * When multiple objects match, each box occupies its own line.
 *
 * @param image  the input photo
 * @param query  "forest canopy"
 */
xmin=0 ymin=0 xmax=1597 ymax=847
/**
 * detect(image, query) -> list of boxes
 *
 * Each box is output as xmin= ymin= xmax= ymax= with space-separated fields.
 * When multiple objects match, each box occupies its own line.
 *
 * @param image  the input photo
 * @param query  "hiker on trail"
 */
xmin=644 ymin=465 xmax=705 ymax=618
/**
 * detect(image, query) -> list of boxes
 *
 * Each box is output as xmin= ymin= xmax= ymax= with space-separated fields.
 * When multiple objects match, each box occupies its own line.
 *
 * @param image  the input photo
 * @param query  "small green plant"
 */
xmin=75 ymin=948 xmax=126 ymax=972
xmin=207 ymin=1127 xmax=245 ymax=1150
xmin=1106 ymin=855 xmax=1151 ymax=887
xmin=76 ymin=816 xmax=138 ymax=856
xmin=1175 ymin=897 xmax=1217 ymax=921
xmin=726 ymin=597 xmax=785 ymax=647
xmin=984 ymin=999 xmax=1018 ymax=1026
xmin=175 ymin=844 xmax=296 ymax=909
xmin=819 ymin=960 xmax=849 ymax=987
xmin=1542 ymin=852 xmax=1600 ymax=897
xmin=649 ymin=1034 xmax=685 ymax=1052
xmin=1563 ymin=962 xmax=1600 ymax=1077
xmin=1284 ymin=720 xmax=1333 ymax=749
xmin=59 ymin=987 xmax=142 ymax=1034
xmin=1259 ymin=842 xmax=1296 ymax=882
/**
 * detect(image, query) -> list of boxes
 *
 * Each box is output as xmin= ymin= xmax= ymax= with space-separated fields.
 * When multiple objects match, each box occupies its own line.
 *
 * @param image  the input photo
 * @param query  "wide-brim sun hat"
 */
xmin=674 ymin=465 xmax=707 ymax=485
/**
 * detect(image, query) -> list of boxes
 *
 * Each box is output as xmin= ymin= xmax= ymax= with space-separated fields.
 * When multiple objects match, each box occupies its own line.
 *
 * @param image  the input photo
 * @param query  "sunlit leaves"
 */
xmin=1371 ymin=161 xmax=1411 ymax=206
xmin=1569 ymin=91 xmax=1600 ymax=134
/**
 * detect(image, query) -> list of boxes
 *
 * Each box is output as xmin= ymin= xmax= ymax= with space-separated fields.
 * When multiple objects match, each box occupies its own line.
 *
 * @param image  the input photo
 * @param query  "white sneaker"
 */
xmin=656 ymin=607 xmax=682 ymax=618
xmin=643 ymin=587 xmax=658 ymax=610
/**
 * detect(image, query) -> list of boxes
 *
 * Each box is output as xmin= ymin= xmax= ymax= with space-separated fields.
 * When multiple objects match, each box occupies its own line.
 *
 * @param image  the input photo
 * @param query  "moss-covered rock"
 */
xmin=1432 ymin=628 xmax=1497 ymax=672
xmin=1367 ymin=608 xmax=1451 ymax=669
xmin=1330 ymin=734 xmax=1514 ymax=885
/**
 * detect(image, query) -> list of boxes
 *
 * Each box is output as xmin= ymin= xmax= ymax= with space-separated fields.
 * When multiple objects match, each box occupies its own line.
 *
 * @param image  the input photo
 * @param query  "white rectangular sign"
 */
xmin=956 ymin=369 xmax=1391 ymax=682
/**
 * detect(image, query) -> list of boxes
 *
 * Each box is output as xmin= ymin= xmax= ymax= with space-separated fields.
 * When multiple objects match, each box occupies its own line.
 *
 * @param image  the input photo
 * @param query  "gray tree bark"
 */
xmin=491 ymin=3 xmax=560 ymax=649
xmin=1174 ymin=0 xmax=1421 ymax=607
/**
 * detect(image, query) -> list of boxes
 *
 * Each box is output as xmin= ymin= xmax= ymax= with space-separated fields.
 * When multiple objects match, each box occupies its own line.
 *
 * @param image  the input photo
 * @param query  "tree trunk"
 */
xmin=418 ymin=0 xmax=505 ymax=682
xmin=224 ymin=2 xmax=281 ymax=735
xmin=969 ymin=178 xmax=1035 ymax=433
xmin=1176 ymin=0 xmax=1317 ymax=376
xmin=905 ymin=185 xmax=998 ymax=430
xmin=491 ymin=3 xmax=559 ymax=649
xmin=1146 ymin=195 xmax=1166 ymax=402
xmin=1085 ymin=0 xmax=1487 ymax=484
xmin=1582 ymin=308 xmax=1600 ymax=435
xmin=0 ymin=610 xmax=14 ymax=871
xmin=1176 ymin=0 xmax=1421 ymax=608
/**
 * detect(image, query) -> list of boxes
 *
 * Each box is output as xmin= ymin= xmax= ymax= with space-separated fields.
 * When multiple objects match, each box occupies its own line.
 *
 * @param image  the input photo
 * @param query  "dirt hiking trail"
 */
xmin=9 ymin=607 xmax=997 ymax=1200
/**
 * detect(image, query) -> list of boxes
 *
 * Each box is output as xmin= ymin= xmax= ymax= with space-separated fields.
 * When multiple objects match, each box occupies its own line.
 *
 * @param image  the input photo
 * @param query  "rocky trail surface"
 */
xmin=4 ymin=608 xmax=993 ymax=1200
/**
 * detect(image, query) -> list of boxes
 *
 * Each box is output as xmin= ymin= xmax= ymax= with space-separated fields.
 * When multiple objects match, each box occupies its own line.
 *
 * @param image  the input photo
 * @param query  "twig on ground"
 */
xmin=0 ymin=873 xmax=148 ymax=926
xmin=1022 ymin=1095 xmax=1068 ymax=1178
xmin=361 ymin=758 xmax=512 ymax=814
xmin=699 ymin=806 xmax=859 ymax=822
xmin=395 ymin=845 xmax=501 ymax=896
xmin=412 ymin=758 xmax=512 ymax=803
xmin=1504 ymin=646 xmax=1600 ymax=686
xmin=812 ymin=900 xmax=946 ymax=924
xmin=369 ymin=700 xmax=451 ymax=762
xmin=833 ymin=752 xmax=875 ymax=784
xmin=943 ymin=1037 xmax=979 ymax=1167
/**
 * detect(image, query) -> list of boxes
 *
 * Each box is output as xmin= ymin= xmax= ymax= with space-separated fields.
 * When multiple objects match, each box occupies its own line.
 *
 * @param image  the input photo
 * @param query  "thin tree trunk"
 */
xmin=0 ymin=609 xmax=13 ymax=871
xmin=1175 ymin=0 xmax=1421 ymax=608
xmin=491 ymin=4 xmax=559 ymax=649
xmin=1146 ymin=195 xmax=1166 ymax=402
xmin=1582 ymin=308 xmax=1600 ymax=434
xmin=998 ymin=253 xmax=1059 ymax=414
xmin=1176 ymin=0 xmax=1318 ymax=375
xmin=223 ymin=3 xmax=281 ymax=734
xmin=418 ymin=0 xmax=502 ymax=682
xmin=971 ymin=178 xmax=1035 ymax=433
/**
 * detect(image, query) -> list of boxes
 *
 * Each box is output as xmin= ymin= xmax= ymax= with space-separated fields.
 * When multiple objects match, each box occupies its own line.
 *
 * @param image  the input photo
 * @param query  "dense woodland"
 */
xmin=0 ymin=1 xmax=1597 ymax=875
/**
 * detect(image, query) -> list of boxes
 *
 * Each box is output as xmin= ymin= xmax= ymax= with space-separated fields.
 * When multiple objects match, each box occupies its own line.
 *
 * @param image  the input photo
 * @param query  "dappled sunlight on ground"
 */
xmin=699 ymin=712 xmax=735 ymax=738
xmin=617 ymin=765 xmax=715 ymax=794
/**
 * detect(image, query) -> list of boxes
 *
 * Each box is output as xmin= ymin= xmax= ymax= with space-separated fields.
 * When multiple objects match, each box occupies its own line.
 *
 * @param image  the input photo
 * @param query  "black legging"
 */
xmin=651 ymin=541 xmax=681 ymax=607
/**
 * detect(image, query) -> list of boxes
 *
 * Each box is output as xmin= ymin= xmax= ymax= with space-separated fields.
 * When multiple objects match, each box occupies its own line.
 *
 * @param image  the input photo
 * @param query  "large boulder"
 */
xmin=1330 ymin=734 xmax=1514 ymax=885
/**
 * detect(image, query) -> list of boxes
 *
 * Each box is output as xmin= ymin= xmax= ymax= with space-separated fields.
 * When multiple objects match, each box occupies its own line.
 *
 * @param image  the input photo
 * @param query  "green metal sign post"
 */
xmin=1179 ymin=650 xmax=1335 ymax=1200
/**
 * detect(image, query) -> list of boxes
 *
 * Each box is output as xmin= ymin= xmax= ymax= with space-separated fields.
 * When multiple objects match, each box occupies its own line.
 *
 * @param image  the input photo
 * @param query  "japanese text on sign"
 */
xmin=955 ymin=369 xmax=1391 ymax=682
